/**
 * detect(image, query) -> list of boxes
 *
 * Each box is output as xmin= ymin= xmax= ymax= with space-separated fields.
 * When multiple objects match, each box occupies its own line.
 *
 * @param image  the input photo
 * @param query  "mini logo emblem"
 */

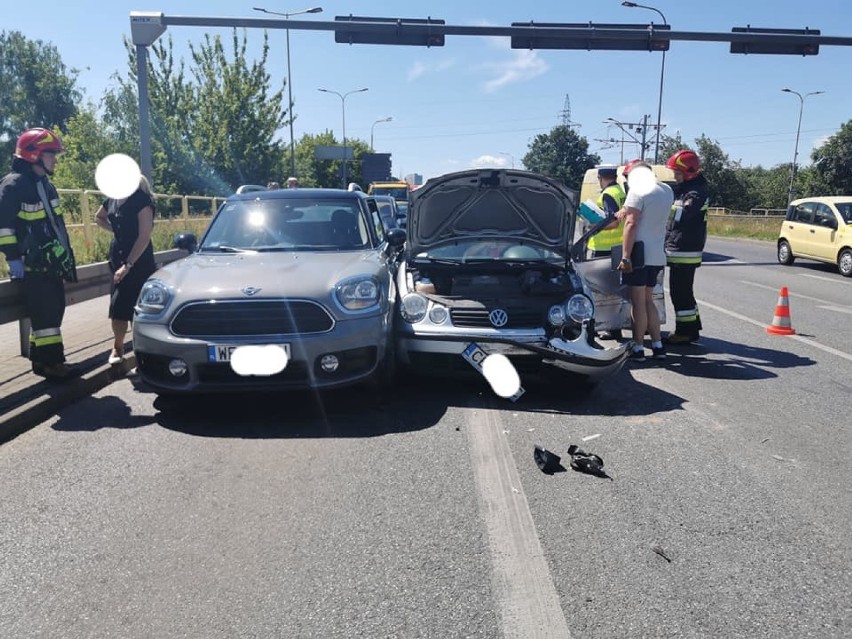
xmin=489 ymin=308 xmax=509 ymax=328
xmin=242 ymin=287 xmax=262 ymax=296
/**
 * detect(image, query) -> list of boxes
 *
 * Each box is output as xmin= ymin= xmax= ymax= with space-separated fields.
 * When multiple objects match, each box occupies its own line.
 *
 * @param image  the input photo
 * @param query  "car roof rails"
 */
xmin=235 ymin=184 xmax=268 ymax=194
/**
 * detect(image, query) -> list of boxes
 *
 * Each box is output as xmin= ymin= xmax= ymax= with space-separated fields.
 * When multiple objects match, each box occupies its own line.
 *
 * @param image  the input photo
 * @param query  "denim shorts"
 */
xmin=622 ymin=265 xmax=664 ymax=287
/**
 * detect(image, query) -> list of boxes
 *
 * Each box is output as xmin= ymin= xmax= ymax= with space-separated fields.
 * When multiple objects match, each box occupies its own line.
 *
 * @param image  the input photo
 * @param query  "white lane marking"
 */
xmin=819 ymin=305 xmax=852 ymax=315
xmin=800 ymin=273 xmax=850 ymax=284
xmin=466 ymin=404 xmax=572 ymax=639
xmin=738 ymin=279 xmax=852 ymax=306
xmin=695 ymin=295 xmax=852 ymax=364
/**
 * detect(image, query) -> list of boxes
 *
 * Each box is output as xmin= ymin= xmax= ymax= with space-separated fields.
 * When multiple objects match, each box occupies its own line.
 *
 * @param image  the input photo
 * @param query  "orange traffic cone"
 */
xmin=766 ymin=287 xmax=796 ymax=335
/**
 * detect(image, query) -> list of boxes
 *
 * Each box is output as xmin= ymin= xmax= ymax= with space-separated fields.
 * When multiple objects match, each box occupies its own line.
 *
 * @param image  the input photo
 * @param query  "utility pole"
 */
xmin=604 ymin=116 xmax=652 ymax=161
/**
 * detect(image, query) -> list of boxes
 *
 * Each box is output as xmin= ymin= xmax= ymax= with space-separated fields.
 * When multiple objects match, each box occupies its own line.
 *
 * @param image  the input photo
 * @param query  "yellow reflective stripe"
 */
xmin=667 ymin=256 xmax=702 ymax=264
xmin=32 ymin=334 xmax=63 ymax=347
xmin=32 ymin=327 xmax=61 ymax=338
xmin=19 ymin=210 xmax=47 ymax=221
xmin=0 ymin=236 xmax=16 ymax=246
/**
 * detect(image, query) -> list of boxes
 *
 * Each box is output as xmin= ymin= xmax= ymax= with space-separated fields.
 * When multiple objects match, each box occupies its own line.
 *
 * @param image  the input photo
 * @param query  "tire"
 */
xmin=777 ymin=240 xmax=795 ymax=265
xmin=838 ymin=248 xmax=852 ymax=278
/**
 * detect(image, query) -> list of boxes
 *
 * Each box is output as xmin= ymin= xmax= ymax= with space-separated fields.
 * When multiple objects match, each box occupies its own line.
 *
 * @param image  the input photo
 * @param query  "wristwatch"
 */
xmin=125 ymin=260 xmax=134 ymax=269
xmin=621 ymin=257 xmax=631 ymax=264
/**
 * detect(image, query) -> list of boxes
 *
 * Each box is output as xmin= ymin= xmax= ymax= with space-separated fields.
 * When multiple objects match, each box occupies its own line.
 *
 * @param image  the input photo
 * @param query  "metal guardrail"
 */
xmin=0 ymin=249 xmax=186 ymax=356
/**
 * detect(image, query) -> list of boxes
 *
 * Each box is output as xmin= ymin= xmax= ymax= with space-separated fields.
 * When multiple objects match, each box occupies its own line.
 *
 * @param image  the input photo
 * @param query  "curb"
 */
xmin=0 ymin=354 xmax=137 ymax=444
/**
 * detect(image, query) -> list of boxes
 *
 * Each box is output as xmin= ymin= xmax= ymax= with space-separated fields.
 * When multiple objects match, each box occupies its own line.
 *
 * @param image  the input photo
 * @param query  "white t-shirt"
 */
xmin=624 ymin=182 xmax=674 ymax=266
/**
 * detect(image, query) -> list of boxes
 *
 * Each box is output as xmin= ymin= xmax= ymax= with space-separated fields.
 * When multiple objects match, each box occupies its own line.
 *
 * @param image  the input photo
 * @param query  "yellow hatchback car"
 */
xmin=777 ymin=197 xmax=852 ymax=277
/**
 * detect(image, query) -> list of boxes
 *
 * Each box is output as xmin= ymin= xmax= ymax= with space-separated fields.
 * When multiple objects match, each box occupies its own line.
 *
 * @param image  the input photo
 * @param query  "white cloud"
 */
xmin=471 ymin=154 xmax=508 ymax=168
xmin=481 ymin=50 xmax=548 ymax=93
xmin=407 ymin=58 xmax=456 ymax=82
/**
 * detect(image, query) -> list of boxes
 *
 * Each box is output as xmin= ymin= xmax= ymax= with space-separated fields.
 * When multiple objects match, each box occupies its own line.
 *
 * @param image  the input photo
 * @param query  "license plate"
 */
xmin=208 ymin=343 xmax=291 ymax=362
xmin=461 ymin=342 xmax=525 ymax=402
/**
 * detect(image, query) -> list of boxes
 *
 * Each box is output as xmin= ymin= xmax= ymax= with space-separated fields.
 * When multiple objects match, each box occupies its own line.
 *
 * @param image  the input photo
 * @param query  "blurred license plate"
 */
xmin=461 ymin=342 xmax=525 ymax=402
xmin=208 ymin=344 xmax=291 ymax=362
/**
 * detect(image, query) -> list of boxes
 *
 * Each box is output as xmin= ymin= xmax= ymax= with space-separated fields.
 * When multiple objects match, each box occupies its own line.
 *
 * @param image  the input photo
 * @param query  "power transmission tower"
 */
xmin=559 ymin=94 xmax=580 ymax=129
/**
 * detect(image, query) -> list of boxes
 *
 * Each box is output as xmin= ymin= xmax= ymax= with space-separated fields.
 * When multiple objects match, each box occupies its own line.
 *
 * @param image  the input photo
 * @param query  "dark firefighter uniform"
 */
xmin=0 ymin=157 xmax=77 ymax=370
xmin=665 ymin=173 xmax=709 ymax=340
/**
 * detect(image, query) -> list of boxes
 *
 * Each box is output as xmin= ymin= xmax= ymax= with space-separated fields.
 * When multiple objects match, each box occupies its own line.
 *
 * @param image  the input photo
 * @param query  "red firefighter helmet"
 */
xmin=666 ymin=150 xmax=700 ymax=178
xmin=14 ymin=128 xmax=65 ymax=164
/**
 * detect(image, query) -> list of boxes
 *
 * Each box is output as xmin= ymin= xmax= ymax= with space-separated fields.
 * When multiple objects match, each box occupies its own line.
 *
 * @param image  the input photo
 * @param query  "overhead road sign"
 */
xmin=511 ymin=22 xmax=670 ymax=51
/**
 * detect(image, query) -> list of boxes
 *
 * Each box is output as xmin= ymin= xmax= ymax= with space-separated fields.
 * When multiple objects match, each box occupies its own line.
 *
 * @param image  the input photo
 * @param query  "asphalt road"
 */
xmin=1 ymin=238 xmax=850 ymax=639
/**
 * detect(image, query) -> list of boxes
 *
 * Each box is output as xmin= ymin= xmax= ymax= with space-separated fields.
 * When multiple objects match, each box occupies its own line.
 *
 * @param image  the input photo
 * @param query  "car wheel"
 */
xmin=777 ymin=240 xmax=795 ymax=265
xmin=838 ymin=248 xmax=852 ymax=277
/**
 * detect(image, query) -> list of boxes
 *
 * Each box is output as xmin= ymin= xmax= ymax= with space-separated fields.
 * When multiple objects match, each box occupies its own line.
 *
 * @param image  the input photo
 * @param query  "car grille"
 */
xmin=171 ymin=300 xmax=334 ymax=337
xmin=450 ymin=307 xmax=544 ymax=329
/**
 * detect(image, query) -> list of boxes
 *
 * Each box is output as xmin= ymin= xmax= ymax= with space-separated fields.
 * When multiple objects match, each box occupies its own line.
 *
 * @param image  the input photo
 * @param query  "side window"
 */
xmin=793 ymin=203 xmax=815 ymax=224
xmin=367 ymin=200 xmax=385 ymax=243
xmin=814 ymin=204 xmax=837 ymax=228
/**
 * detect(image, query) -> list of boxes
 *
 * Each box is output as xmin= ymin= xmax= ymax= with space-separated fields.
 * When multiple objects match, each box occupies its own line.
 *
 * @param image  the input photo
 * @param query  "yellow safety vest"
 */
xmin=588 ymin=183 xmax=626 ymax=252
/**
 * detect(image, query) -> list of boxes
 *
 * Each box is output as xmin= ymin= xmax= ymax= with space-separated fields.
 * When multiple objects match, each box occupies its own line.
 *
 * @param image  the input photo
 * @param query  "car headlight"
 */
xmin=428 ymin=304 xmax=448 ymax=324
xmin=400 ymin=293 xmax=427 ymax=323
xmin=135 ymin=279 xmax=173 ymax=317
xmin=548 ymin=304 xmax=566 ymax=326
xmin=335 ymin=276 xmax=380 ymax=311
xmin=566 ymin=294 xmax=594 ymax=323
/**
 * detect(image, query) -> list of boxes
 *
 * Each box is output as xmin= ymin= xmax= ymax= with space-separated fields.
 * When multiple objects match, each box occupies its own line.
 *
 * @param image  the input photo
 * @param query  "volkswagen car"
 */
xmin=133 ymin=188 xmax=405 ymax=396
xmin=394 ymin=169 xmax=630 ymax=384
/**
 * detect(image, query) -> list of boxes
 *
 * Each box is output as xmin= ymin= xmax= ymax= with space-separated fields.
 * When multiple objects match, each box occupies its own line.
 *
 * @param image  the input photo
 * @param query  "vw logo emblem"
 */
xmin=489 ymin=308 xmax=509 ymax=328
xmin=241 ymin=286 xmax=262 ymax=296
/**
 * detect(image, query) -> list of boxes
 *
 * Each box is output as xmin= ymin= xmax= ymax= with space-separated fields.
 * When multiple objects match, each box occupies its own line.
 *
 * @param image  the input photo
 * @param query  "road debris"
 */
xmin=567 ymin=444 xmax=612 ymax=480
xmin=651 ymin=545 xmax=672 ymax=563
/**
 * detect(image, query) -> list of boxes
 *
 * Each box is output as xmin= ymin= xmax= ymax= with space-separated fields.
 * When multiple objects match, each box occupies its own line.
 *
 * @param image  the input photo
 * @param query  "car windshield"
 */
xmin=200 ymin=198 xmax=371 ymax=251
xmin=414 ymin=239 xmax=563 ymax=263
xmin=836 ymin=202 xmax=852 ymax=223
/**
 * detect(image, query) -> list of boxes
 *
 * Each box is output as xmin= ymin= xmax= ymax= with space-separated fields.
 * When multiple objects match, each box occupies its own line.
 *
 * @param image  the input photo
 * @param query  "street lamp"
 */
xmin=318 ymin=87 xmax=369 ymax=186
xmin=781 ymin=88 xmax=825 ymax=203
xmin=253 ymin=6 xmax=323 ymax=179
xmin=370 ymin=116 xmax=393 ymax=151
xmin=622 ymin=2 xmax=667 ymax=164
xmin=498 ymin=152 xmax=515 ymax=169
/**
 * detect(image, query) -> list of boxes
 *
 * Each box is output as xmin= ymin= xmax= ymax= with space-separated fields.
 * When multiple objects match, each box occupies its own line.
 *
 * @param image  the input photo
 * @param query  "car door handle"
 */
xmin=810 ymin=229 xmax=816 ymax=233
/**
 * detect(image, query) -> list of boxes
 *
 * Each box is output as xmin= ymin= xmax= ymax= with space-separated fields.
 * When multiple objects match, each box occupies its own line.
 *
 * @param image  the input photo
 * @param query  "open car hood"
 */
xmin=407 ymin=169 xmax=578 ymax=256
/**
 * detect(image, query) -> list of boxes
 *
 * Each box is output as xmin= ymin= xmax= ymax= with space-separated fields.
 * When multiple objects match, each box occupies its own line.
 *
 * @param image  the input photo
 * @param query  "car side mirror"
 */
xmin=387 ymin=228 xmax=406 ymax=248
xmin=174 ymin=232 xmax=198 ymax=252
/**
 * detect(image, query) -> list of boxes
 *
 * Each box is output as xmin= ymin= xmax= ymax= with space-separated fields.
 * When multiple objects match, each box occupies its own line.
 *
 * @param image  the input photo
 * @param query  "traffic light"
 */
xmin=730 ymin=27 xmax=820 ymax=55
xmin=334 ymin=15 xmax=445 ymax=47
xmin=511 ymin=22 xmax=670 ymax=51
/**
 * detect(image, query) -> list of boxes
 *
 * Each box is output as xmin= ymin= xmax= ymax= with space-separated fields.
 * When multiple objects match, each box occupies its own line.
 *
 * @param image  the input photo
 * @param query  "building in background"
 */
xmin=404 ymin=173 xmax=423 ymax=187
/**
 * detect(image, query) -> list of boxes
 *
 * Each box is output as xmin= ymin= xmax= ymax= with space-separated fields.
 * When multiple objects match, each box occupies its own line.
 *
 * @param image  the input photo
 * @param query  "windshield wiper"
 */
xmin=207 ymin=245 xmax=256 ymax=253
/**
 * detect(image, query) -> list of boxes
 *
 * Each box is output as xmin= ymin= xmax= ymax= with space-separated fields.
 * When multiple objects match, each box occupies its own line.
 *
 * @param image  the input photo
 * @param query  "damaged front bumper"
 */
xmin=397 ymin=324 xmax=629 ymax=381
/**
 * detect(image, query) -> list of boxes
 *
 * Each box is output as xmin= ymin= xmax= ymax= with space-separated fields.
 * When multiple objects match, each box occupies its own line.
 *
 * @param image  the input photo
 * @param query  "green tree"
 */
xmin=806 ymin=119 xmax=852 ymax=196
xmin=187 ymin=30 xmax=287 ymax=190
xmin=657 ymin=132 xmax=690 ymax=165
xmin=522 ymin=125 xmax=600 ymax=190
xmin=0 ymin=30 xmax=82 ymax=172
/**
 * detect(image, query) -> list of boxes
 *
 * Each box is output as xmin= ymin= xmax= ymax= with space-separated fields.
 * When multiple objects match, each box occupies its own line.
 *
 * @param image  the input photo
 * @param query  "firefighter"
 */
xmin=664 ymin=150 xmax=709 ymax=344
xmin=0 ymin=128 xmax=79 ymax=380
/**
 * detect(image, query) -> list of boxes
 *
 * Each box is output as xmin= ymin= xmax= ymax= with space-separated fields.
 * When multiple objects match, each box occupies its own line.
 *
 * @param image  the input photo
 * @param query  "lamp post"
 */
xmin=781 ymin=88 xmax=825 ymax=203
xmin=370 ymin=116 xmax=393 ymax=150
xmin=622 ymin=2 xmax=667 ymax=164
xmin=318 ymin=87 xmax=369 ymax=186
xmin=498 ymin=152 xmax=515 ymax=169
xmin=253 ymin=6 xmax=323 ymax=179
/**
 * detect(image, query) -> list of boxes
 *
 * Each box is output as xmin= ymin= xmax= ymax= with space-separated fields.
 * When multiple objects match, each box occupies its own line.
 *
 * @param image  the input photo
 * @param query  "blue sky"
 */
xmin=6 ymin=1 xmax=851 ymax=182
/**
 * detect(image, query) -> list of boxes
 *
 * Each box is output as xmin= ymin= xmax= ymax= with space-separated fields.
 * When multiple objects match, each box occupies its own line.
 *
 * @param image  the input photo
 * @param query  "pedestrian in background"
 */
xmin=0 ymin=128 xmax=79 ymax=381
xmin=286 ymin=177 xmax=299 ymax=189
xmin=664 ymin=150 xmax=709 ymax=345
xmin=94 ymin=174 xmax=156 ymax=364
xmin=266 ymin=181 xmax=281 ymax=190
xmin=615 ymin=161 xmax=674 ymax=362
